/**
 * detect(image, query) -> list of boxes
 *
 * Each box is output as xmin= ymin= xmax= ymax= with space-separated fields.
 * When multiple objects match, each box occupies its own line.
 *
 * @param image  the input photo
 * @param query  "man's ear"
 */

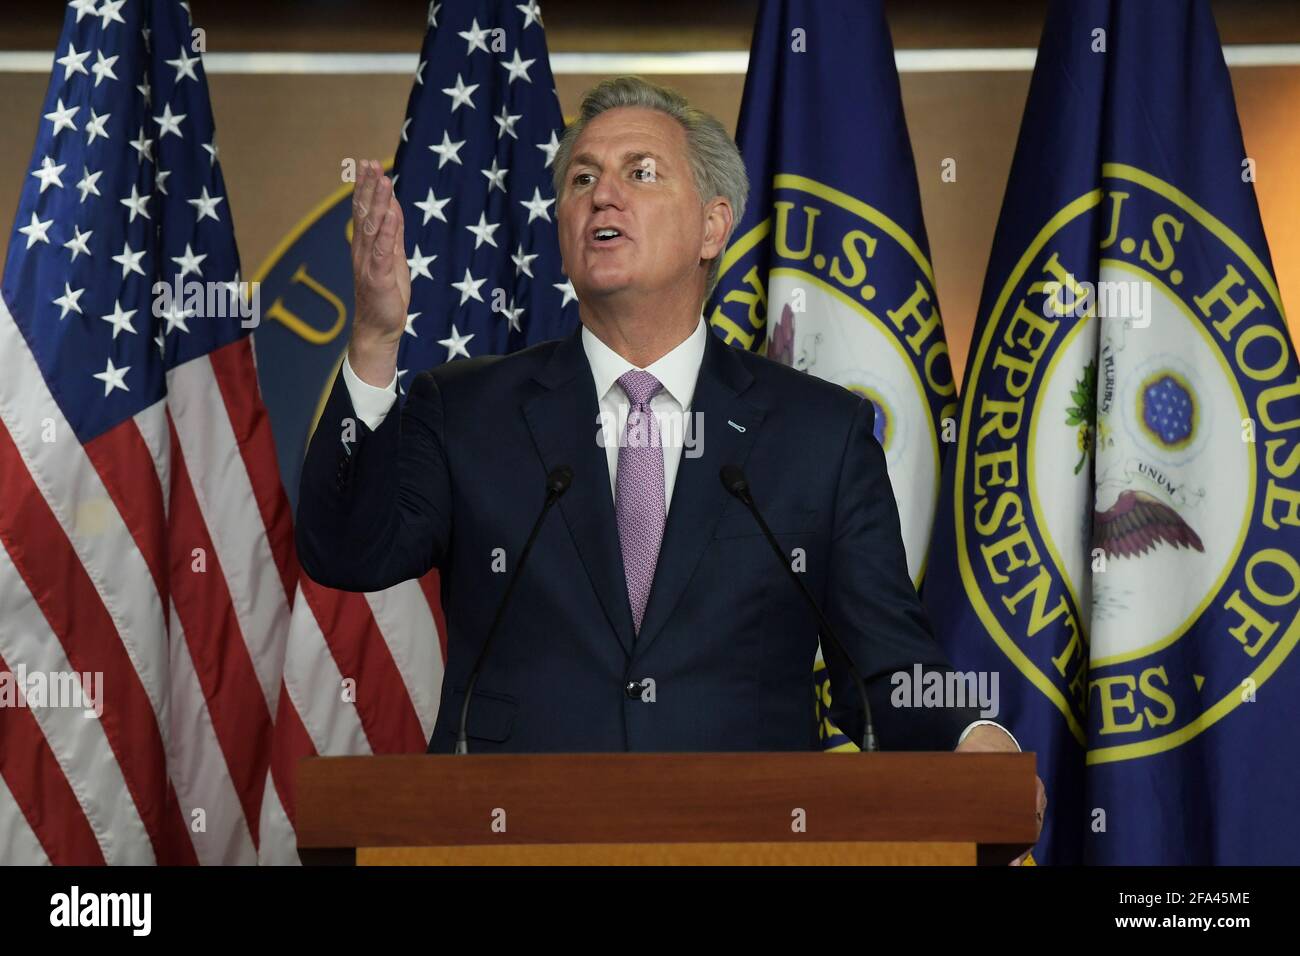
xmin=701 ymin=197 xmax=733 ymax=260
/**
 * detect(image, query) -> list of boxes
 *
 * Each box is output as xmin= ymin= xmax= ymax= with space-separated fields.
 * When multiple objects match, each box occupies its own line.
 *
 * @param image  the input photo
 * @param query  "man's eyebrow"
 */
xmin=570 ymin=149 xmax=665 ymax=169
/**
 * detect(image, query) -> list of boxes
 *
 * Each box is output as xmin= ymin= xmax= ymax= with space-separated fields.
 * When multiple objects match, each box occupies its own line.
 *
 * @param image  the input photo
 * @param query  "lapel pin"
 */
xmin=727 ymin=420 xmax=746 ymax=433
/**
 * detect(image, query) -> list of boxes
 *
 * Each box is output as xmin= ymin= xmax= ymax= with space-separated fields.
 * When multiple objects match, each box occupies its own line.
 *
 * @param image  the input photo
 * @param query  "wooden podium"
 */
xmin=295 ymin=752 xmax=1037 ymax=865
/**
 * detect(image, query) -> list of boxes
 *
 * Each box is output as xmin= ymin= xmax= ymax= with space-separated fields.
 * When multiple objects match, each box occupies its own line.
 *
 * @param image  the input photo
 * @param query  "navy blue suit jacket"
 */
xmin=297 ymin=326 xmax=980 ymax=752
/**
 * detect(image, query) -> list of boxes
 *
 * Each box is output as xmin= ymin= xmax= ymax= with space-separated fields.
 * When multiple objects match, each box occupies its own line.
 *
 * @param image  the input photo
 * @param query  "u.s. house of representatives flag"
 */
xmin=707 ymin=0 xmax=958 ymax=750
xmin=0 ymin=0 xmax=295 ymax=863
xmin=925 ymin=0 xmax=1300 ymax=864
xmin=257 ymin=0 xmax=574 ymax=863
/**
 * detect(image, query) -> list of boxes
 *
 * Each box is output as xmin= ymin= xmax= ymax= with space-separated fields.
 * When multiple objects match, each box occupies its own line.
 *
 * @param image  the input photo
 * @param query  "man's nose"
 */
xmin=590 ymin=170 xmax=626 ymax=208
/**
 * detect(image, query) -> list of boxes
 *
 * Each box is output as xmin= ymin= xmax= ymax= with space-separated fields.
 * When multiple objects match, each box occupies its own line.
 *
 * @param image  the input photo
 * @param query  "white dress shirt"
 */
xmin=339 ymin=319 xmax=1019 ymax=752
xmin=340 ymin=354 xmax=400 ymax=430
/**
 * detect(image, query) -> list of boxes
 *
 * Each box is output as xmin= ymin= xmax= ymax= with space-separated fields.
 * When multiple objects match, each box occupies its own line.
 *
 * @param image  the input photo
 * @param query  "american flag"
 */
xmin=256 ymin=0 xmax=576 ymax=863
xmin=0 ymin=0 xmax=295 ymax=863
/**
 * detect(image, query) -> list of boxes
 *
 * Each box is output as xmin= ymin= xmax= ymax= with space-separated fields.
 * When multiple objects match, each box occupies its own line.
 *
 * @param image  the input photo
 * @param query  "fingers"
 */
xmin=392 ymin=191 xmax=406 ymax=261
xmin=392 ymin=196 xmax=411 ymax=301
xmin=357 ymin=165 xmax=399 ymax=281
xmin=371 ymin=189 xmax=400 ymax=277
xmin=351 ymin=160 xmax=383 ymax=270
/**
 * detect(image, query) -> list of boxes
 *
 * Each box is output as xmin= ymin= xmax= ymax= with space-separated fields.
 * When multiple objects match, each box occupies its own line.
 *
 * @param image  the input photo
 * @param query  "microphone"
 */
xmin=718 ymin=464 xmax=878 ymax=752
xmin=454 ymin=464 xmax=573 ymax=754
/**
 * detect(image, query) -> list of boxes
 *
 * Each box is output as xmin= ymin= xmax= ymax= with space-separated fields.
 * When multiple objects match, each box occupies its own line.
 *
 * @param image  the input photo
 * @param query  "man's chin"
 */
xmin=576 ymin=277 xmax=638 ymax=300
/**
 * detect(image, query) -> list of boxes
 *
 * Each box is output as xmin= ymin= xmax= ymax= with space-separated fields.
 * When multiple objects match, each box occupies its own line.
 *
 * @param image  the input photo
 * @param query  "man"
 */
xmin=297 ymin=77 xmax=1044 ymax=846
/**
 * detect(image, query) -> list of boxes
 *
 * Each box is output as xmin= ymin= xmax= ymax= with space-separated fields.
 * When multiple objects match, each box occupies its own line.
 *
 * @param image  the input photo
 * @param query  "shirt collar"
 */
xmin=581 ymin=314 xmax=707 ymax=409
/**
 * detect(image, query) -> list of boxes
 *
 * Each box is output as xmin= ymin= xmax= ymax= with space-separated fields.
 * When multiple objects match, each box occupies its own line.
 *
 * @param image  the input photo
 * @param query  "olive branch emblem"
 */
xmin=1066 ymin=360 xmax=1097 ymax=474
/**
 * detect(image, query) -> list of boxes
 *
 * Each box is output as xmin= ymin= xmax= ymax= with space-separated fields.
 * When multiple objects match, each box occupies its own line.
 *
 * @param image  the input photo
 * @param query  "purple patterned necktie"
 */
xmin=615 ymin=370 xmax=666 ymax=634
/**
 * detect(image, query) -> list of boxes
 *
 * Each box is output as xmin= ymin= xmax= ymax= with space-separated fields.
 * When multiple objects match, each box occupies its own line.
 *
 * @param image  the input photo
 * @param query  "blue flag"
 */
xmin=391 ymin=0 xmax=577 ymax=384
xmin=707 ymin=0 xmax=958 ymax=751
xmin=925 ymin=0 xmax=1300 ymax=864
xmin=4 ymin=0 xmax=248 ymax=437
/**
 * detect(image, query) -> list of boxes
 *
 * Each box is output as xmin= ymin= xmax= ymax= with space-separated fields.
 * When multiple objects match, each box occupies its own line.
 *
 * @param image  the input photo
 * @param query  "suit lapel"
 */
xmin=635 ymin=332 xmax=764 ymax=652
xmin=522 ymin=329 xmax=637 ymax=656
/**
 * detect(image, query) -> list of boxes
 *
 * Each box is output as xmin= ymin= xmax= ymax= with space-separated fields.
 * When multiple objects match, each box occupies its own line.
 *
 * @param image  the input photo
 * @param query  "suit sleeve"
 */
xmin=296 ymin=366 xmax=450 ymax=592
xmin=823 ymin=397 xmax=981 ymax=750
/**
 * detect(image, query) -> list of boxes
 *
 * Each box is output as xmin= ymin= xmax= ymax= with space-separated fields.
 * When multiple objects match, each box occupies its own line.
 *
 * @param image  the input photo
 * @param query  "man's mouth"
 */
xmin=589 ymin=227 xmax=628 ymax=245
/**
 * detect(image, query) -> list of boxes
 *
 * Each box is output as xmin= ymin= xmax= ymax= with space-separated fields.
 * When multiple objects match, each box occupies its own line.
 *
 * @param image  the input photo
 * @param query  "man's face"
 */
xmin=557 ymin=106 xmax=715 ymax=303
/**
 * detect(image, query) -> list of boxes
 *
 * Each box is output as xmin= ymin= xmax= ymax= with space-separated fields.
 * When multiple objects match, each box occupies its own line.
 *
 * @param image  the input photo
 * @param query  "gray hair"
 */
xmin=553 ymin=75 xmax=748 ymax=295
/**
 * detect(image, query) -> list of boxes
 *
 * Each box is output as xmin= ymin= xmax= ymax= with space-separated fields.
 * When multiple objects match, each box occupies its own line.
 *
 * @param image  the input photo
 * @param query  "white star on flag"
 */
xmin=520 ymin=187 xmax=555 ymax=223
xmin=438 ymin=323 xmax=475 ymax=360
xmin=97 ymin=0 xmax=127 ymax=28
xmin=482 ymin=158 xmax=508 ymax=192
xmin=52 ymin=283 xmax=85 ymax=319
xmin=459 ymin=19 xmax=492 ymax=55
xmin=63 ymin=225 xmax=93 ymax=261
xmin=84 ymin=109 xmax=111 ymax=144
xmin=451 ymin=268 xmax=487 ymax=305
xmin=100 ymin=299 xmax=138 ymax=339
xmin=517 ymin=0 xmax=544 ymax=29
xmin=44 ymin=98 xmax=79 ymax=136
xmin=112 ymin=240 xmax=147 ymax=277
xmin=466 ymin=212 xmax=501 ymax=249
xmin=31 ymin=156 xmax=66 ymax=193
xmin=512 ymin=243 xmax=538 ymax=278
xmin=154 ymin=103 xmax=186 ymax=139
xmin=76 ymin=167 xmax=103 ymax=202
xmin=407 ymin=245 xmax=437 ymax=281
xmin=18 ymin=212 xmax=54 ymax=248
xmin=172 ymin=242 xmax=207 ymax=278
xmin=554 ymin=277 xmax=578 ymax=307
xmin=129 ymin=126 xmax=153 ymax=162
xmin=56 ymin=43 xmax=90 ymax=80
xmin=188 ymin=186 xmax=224 ymax=222
xmin=413 ymin=188 xmax=451 ymax=224
xmin=69 ymin=0 xmax=98 ymax=24
xmin=537 ymin=130 xmax=560 ymax=167
xmin=120 ymin=184 xmax=151 ymax=221
xmin=92 ymin=357 xmax=130 ymax=396
xmin=429 ymin=131 xmax=466 ymax=168
xmin=500 ymin=49 xmax=536 ymax=84
xmin=494 ymin=104 xmax=522 ymax=140
xmin=166 ymin=47 xmax=201 ymax=83
xmin=503 ymin=298 xmax=525 ymax=333
xmin=161 ymin=302 xmax=194 ymax=334
xmin=91 ymin=50 xmax=119 ymax=86
xmin=442 ymin=74 xmax=480 ymax=112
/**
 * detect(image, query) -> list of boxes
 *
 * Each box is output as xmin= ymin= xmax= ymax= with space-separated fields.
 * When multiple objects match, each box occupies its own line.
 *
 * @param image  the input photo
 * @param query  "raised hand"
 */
xmin=347 ymin=159 xmax=410 ymax=387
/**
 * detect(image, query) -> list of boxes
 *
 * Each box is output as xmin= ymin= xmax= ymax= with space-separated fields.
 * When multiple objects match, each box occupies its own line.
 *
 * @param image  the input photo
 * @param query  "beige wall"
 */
xmin=1 ymin=65 xmax=1296 ymax=385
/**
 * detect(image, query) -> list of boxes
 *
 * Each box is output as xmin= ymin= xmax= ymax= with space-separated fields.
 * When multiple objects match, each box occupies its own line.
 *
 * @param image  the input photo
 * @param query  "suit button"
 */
xmin=625 ymin=680 xmax=642 ymax=699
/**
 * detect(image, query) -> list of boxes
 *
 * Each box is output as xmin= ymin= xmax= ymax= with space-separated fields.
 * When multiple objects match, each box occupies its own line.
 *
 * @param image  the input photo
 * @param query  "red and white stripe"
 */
xmin=257 ymin=573 xmax=446 ymax=865
xmin=0 ymin=297 xmax=295 ymax=864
